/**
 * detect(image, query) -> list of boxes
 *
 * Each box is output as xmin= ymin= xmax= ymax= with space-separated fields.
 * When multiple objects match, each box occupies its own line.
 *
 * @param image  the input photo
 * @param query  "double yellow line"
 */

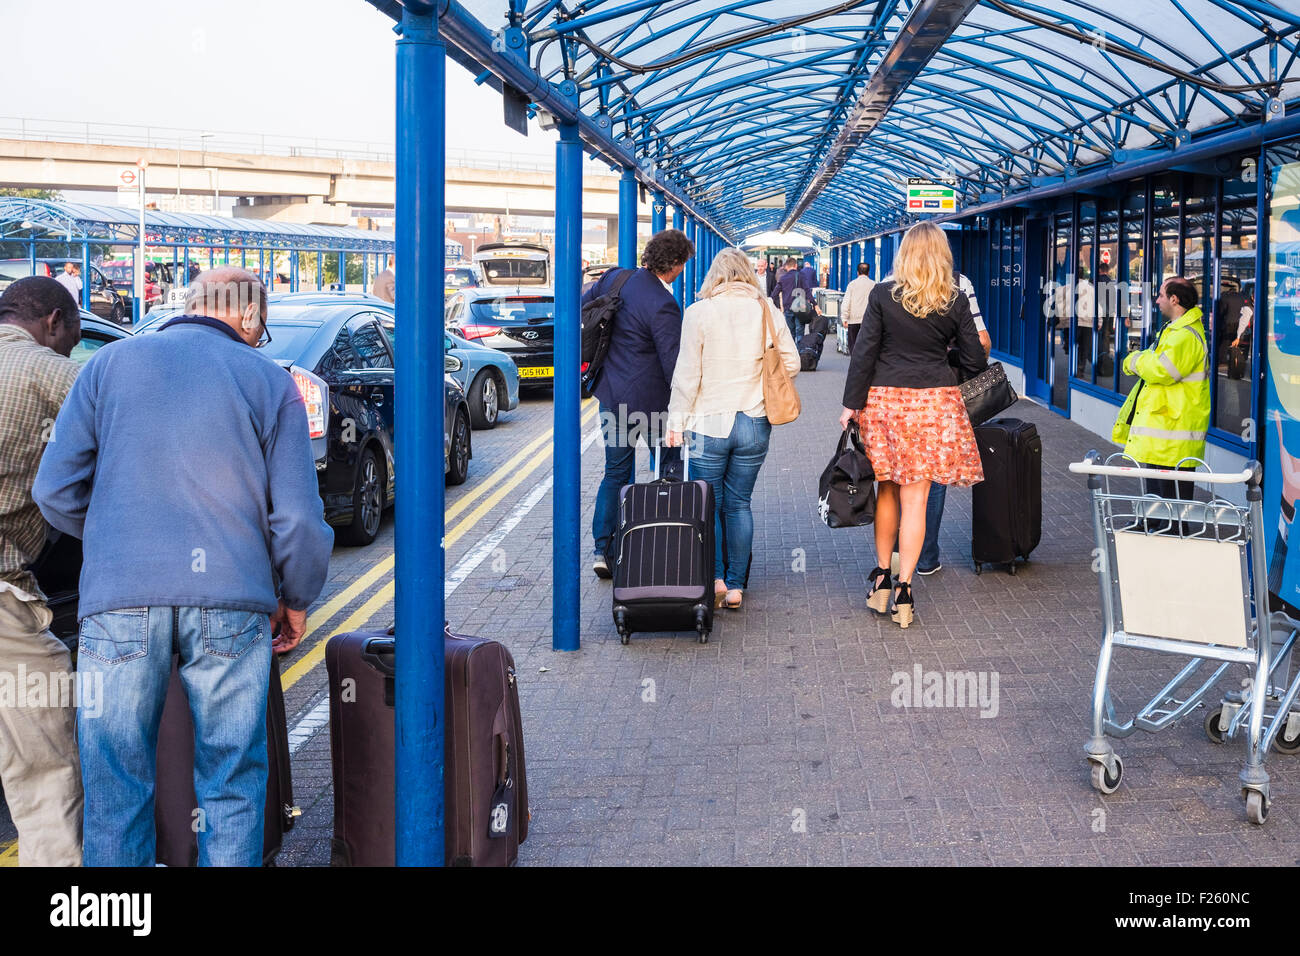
xmin=279 ymin=399 xmax=598 ymax=691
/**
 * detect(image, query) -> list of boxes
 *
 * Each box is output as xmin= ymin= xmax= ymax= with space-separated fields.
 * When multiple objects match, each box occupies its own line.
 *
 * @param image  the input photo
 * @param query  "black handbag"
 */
xmin=960 ymin=363 xmax=1018 ymax=426
xmin=818 ymin=426 xmax=876 ymax=528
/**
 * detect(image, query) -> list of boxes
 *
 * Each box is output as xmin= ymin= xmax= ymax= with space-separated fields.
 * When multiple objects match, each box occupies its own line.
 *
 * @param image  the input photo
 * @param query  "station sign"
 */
xmin=906 ymin=178 xmax=957 ymax=213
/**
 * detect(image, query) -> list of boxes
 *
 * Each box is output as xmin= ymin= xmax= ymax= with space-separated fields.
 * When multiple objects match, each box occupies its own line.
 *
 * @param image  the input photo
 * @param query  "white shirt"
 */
xmin=667 ymin=287 xmax=800 ymax=438
xmin=957 ymin=273 xmax=986 ymax=333
xmin=842 ymin=275 xmax=876 ymax=326
xmin=56 ymin=272 xmax=82 ymax=300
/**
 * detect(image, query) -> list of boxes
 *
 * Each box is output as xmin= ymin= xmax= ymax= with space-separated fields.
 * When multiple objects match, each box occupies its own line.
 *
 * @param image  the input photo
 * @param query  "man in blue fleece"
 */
xmin=34 ymin=267 xmax=333 ymax=866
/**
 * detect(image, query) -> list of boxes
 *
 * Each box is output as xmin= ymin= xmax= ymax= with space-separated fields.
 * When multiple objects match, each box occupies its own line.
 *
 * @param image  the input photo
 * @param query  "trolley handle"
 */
xmin=1068 ymin=455 xmax=1260 ymax=487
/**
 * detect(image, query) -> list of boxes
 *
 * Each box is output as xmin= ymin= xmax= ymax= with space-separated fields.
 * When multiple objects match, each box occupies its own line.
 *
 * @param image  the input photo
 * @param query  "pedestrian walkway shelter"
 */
xmin=0 ymin=198 xmax=407 ymax=317
xmin=363 ymin=0 xmax=1300 ymax=864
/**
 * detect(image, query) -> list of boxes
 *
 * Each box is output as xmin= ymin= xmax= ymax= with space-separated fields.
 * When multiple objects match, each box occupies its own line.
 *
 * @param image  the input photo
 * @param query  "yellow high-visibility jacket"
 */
xmin=1114 ymin=306 xmax=1211 ymax=466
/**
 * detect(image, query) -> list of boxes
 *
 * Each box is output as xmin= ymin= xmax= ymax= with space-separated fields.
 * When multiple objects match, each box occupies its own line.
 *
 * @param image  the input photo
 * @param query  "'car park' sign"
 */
xmin=905 ymin=178 xmax=957 ymax=213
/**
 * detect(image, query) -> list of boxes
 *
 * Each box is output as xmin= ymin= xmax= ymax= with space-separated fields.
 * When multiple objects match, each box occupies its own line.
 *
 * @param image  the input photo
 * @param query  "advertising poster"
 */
xmin=1264 ymin=148 xmax=1300 ymax=614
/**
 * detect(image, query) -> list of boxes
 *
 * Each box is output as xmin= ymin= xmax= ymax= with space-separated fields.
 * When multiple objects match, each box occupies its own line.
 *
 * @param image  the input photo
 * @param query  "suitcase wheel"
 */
xmin=973 ymin=562 xmax=982 ymax=575
xmin=1008 ymin=562 xmax=1017 ymax=576
xmin=620 ymin=632 xmax=631 ymax=645
xmin=615 ymin=608 xmax=630 ymax=644
xmin=698 ymin=632 xmax=709 ymax=645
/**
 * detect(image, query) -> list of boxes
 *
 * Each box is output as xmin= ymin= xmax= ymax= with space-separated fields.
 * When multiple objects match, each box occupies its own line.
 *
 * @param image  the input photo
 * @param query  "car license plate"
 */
xmin=519 ymin=366 xmax=553 ymax=379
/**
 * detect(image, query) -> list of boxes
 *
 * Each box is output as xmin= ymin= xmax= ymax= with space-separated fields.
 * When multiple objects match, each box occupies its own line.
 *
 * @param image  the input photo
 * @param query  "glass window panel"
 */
xmin=1214 ymin=202 xmax=1258 ymax=435
xmin=1011 ymin=219 xmax=1024 ymax=359
xmin=1119 ymin=187 xmax=1147 ymax=397
xmin=1076 ymin=200 xmax=1097 ymax=383
xmin=1096 ymin=201 xmax=1120 ymax=390
xmin=1052 ymin=214 xmax=1072 ymax=410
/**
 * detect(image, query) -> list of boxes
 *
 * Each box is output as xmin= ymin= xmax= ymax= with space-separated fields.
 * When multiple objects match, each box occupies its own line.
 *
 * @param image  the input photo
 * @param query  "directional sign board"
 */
xmin=905 ymin=178 xmax=957 ymax=213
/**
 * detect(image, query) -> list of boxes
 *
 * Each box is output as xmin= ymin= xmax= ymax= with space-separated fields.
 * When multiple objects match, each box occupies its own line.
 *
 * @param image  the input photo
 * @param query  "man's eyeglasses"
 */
xmin=253 ymin=314 xmax=272 ymax=349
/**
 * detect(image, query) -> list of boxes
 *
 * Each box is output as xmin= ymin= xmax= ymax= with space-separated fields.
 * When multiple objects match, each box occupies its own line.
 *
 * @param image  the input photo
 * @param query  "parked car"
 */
xmin=445 ymin=263 xmax=482 ymax=299
xmin=139 ymin=291 xmax=471 ymax=545
xmin=28 ymin=313 xmax=133 ymax=639
xmin=445 ymin=287 xmax=555 ymax=391
xmin=0 ymin=259 xmax=128 ymax=323
xmin=473 ymin=242 xmax=549 ymax=287
xmin=440 ymin=330 xmax=520 ymax=429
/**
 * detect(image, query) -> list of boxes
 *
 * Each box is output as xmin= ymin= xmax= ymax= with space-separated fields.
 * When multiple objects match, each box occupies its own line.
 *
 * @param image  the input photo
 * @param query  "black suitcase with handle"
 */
xmin=611 ymin=447 xmax=716 ymax=644
xmin=971 ymin=417 xmax=1042 ymax=575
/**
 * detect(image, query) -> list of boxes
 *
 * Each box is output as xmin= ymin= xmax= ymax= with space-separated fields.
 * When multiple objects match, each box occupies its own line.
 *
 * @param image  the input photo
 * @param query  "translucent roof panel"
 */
xmin=503 ymin=0 xmax=1300 ymax=241
xmin=0 ymin=199 xmax=394 ymax=251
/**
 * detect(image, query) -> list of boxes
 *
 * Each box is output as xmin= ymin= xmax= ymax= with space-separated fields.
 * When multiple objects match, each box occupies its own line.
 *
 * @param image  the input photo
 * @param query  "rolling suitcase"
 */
xmin=611 ymin=446 xmax=715 ymax=644
xmin=971 ymin=417 xmax=1042 ymax=575
xmin=327 ymin=625 xmax=528 ymax=867
xmin=155 ymin=652 xmax=296 ymax=866
xmin=1227 ymin=344 xmax=1246 ymax=380
xmin=799 ymin=331 xmax=825 ymax=371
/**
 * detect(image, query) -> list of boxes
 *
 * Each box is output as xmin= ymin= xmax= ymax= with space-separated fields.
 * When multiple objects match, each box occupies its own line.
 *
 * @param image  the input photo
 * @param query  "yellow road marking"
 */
xmin=0 ymin=840 xmax=17 ymax=866
xmin=282 ymin=400 xmax=598 ymax=692
xmin=282 ymin=579 xmax=396 ymax=691
xmin=289 ymin=400 xmax=594 ymax=650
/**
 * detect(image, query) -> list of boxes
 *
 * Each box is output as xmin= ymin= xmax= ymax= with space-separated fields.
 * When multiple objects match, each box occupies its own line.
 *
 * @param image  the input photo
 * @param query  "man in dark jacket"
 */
xmin=584 ymin=228 xmax=694 ymax=578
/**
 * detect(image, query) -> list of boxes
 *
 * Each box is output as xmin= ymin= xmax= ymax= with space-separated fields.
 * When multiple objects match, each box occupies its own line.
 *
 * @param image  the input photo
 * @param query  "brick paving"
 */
xmin=280 ymin=345 xmax=1300 ymax=866
xmin=10 ymin=350 xmax=1300 ymax=866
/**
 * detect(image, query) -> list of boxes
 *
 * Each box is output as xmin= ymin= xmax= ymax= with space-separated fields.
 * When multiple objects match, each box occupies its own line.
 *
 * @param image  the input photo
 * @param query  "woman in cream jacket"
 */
xmin=665 ymin=247 xmax=800 ymax=610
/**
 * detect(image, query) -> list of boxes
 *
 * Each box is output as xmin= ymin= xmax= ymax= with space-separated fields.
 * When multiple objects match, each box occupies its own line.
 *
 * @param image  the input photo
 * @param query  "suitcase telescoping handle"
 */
xmin=652 ymin=437 xmax=690 ymax=481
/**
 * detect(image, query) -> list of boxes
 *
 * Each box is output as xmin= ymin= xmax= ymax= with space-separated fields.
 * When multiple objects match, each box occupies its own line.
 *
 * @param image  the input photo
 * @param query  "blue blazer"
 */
xmin=583 ymin=267 xmax=682 ymax=418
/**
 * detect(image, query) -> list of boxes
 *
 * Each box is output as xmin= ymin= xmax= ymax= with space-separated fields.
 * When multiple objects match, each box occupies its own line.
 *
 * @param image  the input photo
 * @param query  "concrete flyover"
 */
xmin=0 ymin=136 xmax=649 ymax=229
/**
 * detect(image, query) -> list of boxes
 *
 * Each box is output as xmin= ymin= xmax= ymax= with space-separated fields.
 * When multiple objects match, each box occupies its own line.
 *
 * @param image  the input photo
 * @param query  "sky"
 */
xmin=2 ymin=0 xmax=557 ymax=159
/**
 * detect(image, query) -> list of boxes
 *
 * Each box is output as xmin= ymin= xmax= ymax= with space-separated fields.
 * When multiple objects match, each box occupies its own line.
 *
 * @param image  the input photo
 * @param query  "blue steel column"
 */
xmin=651 ymin=191 xmax=666 ymax=236
xmin=80 ymin=242 xmax=91 ymax=310
xmin=553 ymin=118 xmax=583 ymax=652
xmin=393 ymin=3 xmax=445 ymax=868
xmin=671 ymin=206 xmax=685 ymax=306
xmin=683 ymin=219 xmax=696 ymax=308
xmin=850 ymin=242 xmax=862 ymax=283
xmin=862 ymin=239 xmax=875 ymax=278
xmin=618 ymin=168 xmax=637 ymax=269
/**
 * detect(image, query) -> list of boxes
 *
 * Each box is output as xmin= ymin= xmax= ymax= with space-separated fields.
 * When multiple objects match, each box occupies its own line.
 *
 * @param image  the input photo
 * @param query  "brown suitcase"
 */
xmin=326 ymin=625 xmax=528 ymax=866
xmin=154 ymin=653 xmax=296 ymax=866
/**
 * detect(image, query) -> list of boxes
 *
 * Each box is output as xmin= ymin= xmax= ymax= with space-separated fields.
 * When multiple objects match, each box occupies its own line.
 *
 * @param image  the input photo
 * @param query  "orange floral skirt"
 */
xmin=854 ymin=386 xmax=984 ymax=487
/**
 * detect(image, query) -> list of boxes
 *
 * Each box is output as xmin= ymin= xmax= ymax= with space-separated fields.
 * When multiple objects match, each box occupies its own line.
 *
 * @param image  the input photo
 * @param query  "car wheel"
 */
xmin=468 ymin=369 xmax=501 ymax=429
xmin=110 ymin=299 xmax=124 ymax=324
xmin=339 ymin=446 xmax=384 ymax=546
xmin=447 ymin=409 xmax=471 ymax=486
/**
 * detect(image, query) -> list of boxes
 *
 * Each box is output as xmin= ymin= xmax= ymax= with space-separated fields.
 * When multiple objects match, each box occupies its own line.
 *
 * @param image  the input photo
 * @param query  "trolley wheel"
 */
xmin=1268 ymin=717 xmax=1300 ymax=754
xmin=1246 ymin=789 xmax=1268 ymax=825
xmin=1090 ymin=755 xmax=1123 ymax=795
xmin=1205 ymin=707 xmax=1227 ymax=744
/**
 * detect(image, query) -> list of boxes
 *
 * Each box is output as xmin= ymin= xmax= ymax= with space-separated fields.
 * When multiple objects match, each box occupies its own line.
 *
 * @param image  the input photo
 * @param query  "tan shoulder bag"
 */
xmin=759 ymin=298 xmax=801 ymax=425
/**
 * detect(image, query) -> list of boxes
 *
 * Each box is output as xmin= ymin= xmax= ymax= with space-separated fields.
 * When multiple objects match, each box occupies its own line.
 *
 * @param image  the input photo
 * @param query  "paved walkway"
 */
xmin=277 ymin=342 xmax=1300 ymax=866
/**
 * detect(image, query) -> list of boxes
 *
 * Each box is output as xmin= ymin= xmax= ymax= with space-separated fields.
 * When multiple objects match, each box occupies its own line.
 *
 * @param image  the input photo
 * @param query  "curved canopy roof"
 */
xmin=0 ymin=199 xmax=395 ymax=252
xmin=451 ymin=0 xmax=1300 ymax=243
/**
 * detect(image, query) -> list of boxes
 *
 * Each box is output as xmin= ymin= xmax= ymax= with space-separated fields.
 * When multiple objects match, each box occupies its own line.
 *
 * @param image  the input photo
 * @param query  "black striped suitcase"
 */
xmin=610 ymin=451 xmax=715 ymax=644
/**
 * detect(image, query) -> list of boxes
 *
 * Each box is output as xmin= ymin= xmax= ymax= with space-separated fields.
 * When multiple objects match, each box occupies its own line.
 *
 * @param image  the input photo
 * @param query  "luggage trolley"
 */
xmin=1069 ymin=451 xmax=1300 ymax=824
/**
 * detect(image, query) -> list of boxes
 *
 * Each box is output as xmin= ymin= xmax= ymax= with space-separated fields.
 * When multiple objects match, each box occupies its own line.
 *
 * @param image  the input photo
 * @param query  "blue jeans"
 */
xmin=77 ymin=606 xmax=271 ymax=867
xmin=920 ymin=482 xmax=947 ymax=570
xmin=592 ymin=402 xmax=679 ymax=558
xmin=691 ymin=413 xmax=772 ymax=589
xmin=785 ymin=309 xmax=801 ymax=344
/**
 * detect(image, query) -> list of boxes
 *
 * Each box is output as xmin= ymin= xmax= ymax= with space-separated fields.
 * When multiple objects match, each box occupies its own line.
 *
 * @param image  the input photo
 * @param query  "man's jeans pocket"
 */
xmin=201 ymin=609 xmax=266 ymax=659
xmin=79 ymin=608 xmax=149 ymax=664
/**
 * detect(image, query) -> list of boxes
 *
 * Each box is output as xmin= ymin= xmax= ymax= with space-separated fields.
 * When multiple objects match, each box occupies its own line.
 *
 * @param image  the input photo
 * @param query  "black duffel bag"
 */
xmin=818 ymin=425 xmax=876 ymax=528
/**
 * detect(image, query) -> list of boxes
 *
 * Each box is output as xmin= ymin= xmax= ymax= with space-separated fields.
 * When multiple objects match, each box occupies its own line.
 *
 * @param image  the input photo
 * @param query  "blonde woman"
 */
xmin=838 ymin=222 xmax=985 ymax=627
xmin=666 ymin=247 xmax=800 ymax=610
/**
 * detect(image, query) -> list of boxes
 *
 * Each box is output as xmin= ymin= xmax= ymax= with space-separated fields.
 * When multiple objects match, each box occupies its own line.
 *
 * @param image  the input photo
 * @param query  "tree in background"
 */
xmin=0 ymin=188 xmax=64 ymax=201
